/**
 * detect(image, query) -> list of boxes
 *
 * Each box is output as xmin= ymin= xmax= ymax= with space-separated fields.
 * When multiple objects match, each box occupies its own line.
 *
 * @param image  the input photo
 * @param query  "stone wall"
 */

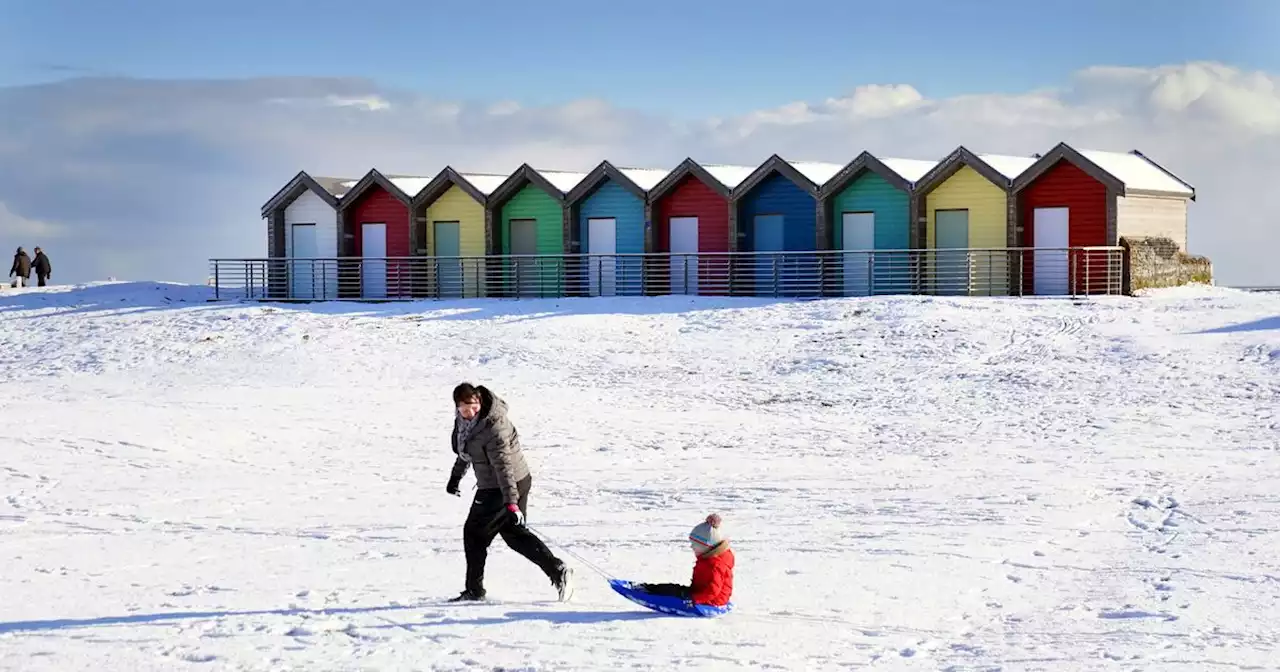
xmin=1121 ymin=236 xmax=1213 ymax=294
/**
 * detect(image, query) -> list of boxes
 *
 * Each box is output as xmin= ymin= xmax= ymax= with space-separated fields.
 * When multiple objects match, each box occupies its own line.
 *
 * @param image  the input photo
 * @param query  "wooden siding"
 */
xmin=737 ymin=172 xmax=818 ymax=297
xmin=925 ymin=165 xmax=1010 ymax=295
xmin=655 ymin=174 xmax=731 ymax=252
xmin=501 ymin=184 xmax=565 ymax=294
xmin=284 ymin=189 xmax=340 ymax=298
xmin=1018 ymin=159 xmax=1109 ymax=294
xmin=831 ymin=171 xmax=911 ymax=294
xmin=578 ymin=179 xmax=645 ymax=296
xmin=348 ymin=185 xmax=412 ymax=297
xmin=1117 ymin=194 xmax=1189 ymax=251
xmin=653 ymin=174 xmax=731 ymax=295
xmin=738 ymin=172 xmax=817 ymax=251
xmin=424 ymin=185 xmax=487 ymax=297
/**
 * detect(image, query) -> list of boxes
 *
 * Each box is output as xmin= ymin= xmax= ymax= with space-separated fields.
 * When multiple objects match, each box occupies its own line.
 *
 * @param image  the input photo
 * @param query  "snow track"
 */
xmin=0 ymin=281 xmax=1278 ymax=670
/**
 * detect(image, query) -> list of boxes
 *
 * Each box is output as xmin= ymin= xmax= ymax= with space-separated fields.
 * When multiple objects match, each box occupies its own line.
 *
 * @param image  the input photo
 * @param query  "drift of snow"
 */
xmin=0 ymin=282 xmax=1277 ymax=670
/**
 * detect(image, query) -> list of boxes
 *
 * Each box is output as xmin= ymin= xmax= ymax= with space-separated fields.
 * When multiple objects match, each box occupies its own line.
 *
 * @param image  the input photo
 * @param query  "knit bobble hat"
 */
xmin=689 ymin=513 xmax=726 ymax=556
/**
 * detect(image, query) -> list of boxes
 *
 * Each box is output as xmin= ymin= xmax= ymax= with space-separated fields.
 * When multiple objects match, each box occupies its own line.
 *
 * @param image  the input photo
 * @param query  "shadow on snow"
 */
xmin=0 ymin=604 xmax=664 ymax=634
xmin=1194 ymin=315 xmax=1280 ymax=334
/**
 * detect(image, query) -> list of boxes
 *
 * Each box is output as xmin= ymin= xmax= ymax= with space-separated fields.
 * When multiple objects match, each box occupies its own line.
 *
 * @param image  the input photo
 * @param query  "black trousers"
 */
xmin=37 ymin=274 xmax=47 ymax=287
xmin=462 ymin=474 xmax=561 ymax=594
xmin=637 ymin=583 xmax=691 ymax=599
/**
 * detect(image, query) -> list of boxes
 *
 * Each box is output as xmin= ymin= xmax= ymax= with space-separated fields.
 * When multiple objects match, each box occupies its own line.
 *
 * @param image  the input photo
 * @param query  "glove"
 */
xmin=506 ymin=503 xmax=525 ymax=526
xmin=446 ymin=479 xmax=461 ymax=496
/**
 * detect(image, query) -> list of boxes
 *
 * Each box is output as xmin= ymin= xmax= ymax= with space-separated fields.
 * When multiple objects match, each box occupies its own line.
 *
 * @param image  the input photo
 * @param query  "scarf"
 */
xmin=454 ymin=414 xmax=479 ymax=460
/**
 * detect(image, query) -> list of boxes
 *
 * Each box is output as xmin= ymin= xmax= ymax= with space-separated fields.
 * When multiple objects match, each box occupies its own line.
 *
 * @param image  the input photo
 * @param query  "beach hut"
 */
xmin=730 ymin=155 xmax=825 ymax=296
xmin=816 ymin=152 xmax=937 ymax=295
xmin=647 ymin=159 xmax=753 ymax=295
xmin=564 ymin=161 xmax=669 ymax=296
xmin=411 ymin=168 xmax=506 ymax=298
xmin=913 ymin=148 xmax=1036 ymax=295
xmin=486 ymin=165 xmax=586 ymax=297
xmin=260 ymin=172 xmax=353 ymax=299
xmin=1012 ymin=143 xmax=1196 ymax=294
xmin=336 ymin=170 xmax=427 ymax=299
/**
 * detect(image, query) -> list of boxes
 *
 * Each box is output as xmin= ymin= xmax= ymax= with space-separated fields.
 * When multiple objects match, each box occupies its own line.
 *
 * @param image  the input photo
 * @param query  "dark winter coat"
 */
xmin=9 ymin=251 xmax=30 ymax=278
xmin=447 ymin=386 xmax=530 ymax=505
xmin=32 ymin=252 xmax=51 ymax=277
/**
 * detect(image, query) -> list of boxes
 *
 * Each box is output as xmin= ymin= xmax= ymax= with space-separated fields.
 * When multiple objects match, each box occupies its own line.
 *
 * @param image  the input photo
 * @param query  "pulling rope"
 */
xmin=526 ymin=524 xmax=616 ymax=580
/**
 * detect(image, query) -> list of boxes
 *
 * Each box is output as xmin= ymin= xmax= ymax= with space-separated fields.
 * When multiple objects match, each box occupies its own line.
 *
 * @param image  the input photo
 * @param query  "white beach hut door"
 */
xmin=1033 ymin=207 xmax=1070 ymax=295
xmin=361 ymin=223 xmax=387 ymax=298
xmin=841 ymin=212 xmax=875 ymax=296
xmin=587 ymin=217 xmax=617 ymax=296
xmin=290 ymin=223 xmax=318 ymax=299
xmin=669 ymin=217 xmax=699 ymax=294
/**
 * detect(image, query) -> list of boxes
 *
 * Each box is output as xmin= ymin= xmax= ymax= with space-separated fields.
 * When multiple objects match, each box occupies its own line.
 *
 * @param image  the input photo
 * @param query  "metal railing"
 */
xmin=208 ymin=247 xmax=1124 ymax=301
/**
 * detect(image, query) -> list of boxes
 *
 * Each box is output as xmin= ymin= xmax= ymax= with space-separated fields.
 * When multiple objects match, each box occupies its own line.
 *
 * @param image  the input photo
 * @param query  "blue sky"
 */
xmin=0 ymin=0 xmax=1272 ymax=118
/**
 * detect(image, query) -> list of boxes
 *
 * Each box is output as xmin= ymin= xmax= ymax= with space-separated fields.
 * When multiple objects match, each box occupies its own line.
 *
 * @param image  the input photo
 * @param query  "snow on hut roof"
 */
xmin=977 ymin=154 xmax=1039 ymax=181
xmin=700 ymin=163 xmax=756 ymax=190
xmin=312 ymin=176 xmax=356 ymax=199
xmin=877 ymin=157 xmax=939 ymax=184
xmin=386 ymin=175 xmax=433 ymax=198
xmin=534 ymin=169 xmax=590 ymax=194
xmin=616 ymin=166 xmax=673 ymax=191
xmin=1078 ymin=149 xmax=1194 ymax=196
xmin=786 ymin=160 xmax=845 ymax=187
xmin=457 ymin=172 xmax=508 ymax=196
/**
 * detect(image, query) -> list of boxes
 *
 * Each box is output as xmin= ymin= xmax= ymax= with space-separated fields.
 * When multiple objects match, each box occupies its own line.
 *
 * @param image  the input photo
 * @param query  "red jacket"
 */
xmin=690 ymin=545 xmax=734 ymax=606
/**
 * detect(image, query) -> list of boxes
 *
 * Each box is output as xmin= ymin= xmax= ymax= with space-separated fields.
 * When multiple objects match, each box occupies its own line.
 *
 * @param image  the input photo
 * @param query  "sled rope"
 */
xmin=526 ymin=525 xmax=616 ymax=580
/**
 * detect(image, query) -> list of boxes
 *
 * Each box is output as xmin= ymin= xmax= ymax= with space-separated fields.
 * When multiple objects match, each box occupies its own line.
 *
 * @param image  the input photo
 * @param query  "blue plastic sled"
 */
xmin=608 ymin=579 xmax=733 ymax=618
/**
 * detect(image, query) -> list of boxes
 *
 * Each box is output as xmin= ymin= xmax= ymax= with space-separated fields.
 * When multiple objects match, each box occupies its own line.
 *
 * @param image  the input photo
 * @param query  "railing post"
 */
xmin=1072 ymin=251 xmax=1079 ymax=299
xmin=1085 ymin=251 xmax=1092 ymax=297
xmin=214 ymin=263 xmax=220 ymax=300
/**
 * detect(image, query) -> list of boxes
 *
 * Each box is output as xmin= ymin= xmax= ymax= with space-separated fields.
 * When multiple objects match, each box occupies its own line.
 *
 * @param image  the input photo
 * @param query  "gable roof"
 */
xmin=616 ymin=166 xmax=672 ymax=191
xmin=977 ymin=154 xmax=1038 ymax=182
xmin=336 ymin=169 xmax=415 ymax=211
xmin=260 ymin=171 xmax=347 ymax=217
xmin=565 ymin=160 xmax=649 ymax=205
xmin=1011 ymin=142 xmax=1126 ymax=194
xmin=647 ymin=158 xmax=733 ymax=202
xmin=1079 ymin=149 xmax=1196 ymax=199
xmin=817 ymin=151 xmax=917 ymax=198
xmin=413 ymin=166 xmax=491 ymax=208
xmin=913 ymin=146 xmax=1015 ymax=196
xmin=732 ymin=154 xmax=821 ymax=199
xmin=487 ymin=164 xmax=573 ymax=208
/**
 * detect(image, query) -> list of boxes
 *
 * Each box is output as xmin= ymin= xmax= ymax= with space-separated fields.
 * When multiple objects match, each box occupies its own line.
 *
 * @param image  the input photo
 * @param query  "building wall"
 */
xmin=1117 ymin=194 xmax=1189 ymax=252
xmin=653 ymin=174 xmax=731 ymax=295
xmin=925 ymin=164 xmax=1011 ymax=295
xmin=578 ymin=179 xmax=645 ymax=254
xmin=737 ymin=172 xmax=817 ymax=252
xmin=1018 ymin=159 xmax=1110 ymax=294
xmin=424 ymin=184 xmax=487 ymax=297
xmin=830 ymin=170 xmax=912 ymax=294
xmin=348 ymin=185 xmax=412 ymax=298
xmin=500 ymin=183 xmax=565 ymax=295
xmin=283 ymin=189 xmax=340 ymax=298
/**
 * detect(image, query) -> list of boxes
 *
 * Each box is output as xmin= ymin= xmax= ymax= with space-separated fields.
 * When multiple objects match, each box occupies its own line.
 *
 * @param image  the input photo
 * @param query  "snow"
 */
xmin=1079 ymin=149 xmax=1196 ymax=197
xmin=387 ymin=176 xmax=432 ymax=199
xmin=700 ymin=163 xmax=756 ymax=190
xmin=616 ymin=167 xmax=672 ymax=191
xmin=1 ymin=281 xmax=1278 ymax=670
xmin=784 ymin=160 xmax=844 ymax=187
xmin=534 ymin=169 xmax=589 ymax=194
xmin=879 ymin=156 xmax=940 ymax=183
xmin=458 ymin=172 xmax=508 ymax=196
xmin=978 ymin=153 xmax=1039 ymax=181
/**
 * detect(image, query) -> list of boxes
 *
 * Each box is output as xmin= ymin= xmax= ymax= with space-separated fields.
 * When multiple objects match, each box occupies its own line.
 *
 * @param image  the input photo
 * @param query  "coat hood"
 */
xmin=477 ymin=385 xmax=510 ymax=424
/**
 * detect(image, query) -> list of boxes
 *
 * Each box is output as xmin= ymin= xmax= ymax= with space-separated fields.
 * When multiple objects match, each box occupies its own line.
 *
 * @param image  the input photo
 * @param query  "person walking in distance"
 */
xmin=446 ymin=383 xmax=574 ymax=602
xmin=8 ymin=247 xmax=30 ymax=288
xmin=31 ymin=247 xmax=51 ymax=287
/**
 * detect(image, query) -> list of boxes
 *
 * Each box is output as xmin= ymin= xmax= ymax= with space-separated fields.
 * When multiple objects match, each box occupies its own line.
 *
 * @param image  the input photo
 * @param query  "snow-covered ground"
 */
xmin=1 ymin=281 xmax=1277 ymax=671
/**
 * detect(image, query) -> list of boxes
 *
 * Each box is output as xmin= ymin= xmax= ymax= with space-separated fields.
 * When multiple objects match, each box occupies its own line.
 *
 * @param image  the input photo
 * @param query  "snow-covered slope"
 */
xmin=1 ymin=282 xmax=1277 ymax=671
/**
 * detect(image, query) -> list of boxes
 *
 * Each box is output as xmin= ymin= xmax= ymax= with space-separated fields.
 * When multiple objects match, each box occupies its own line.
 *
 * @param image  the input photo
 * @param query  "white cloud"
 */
xmin=0 ymin=61 xmax=1275 ymax=286
xmin=0 ymin=201 xmax=63 ymax=239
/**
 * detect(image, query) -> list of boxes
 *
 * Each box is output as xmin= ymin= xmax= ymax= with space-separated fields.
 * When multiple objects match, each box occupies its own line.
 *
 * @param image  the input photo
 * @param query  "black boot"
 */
xmin=448 ymin=589 xmax=486 ymax=602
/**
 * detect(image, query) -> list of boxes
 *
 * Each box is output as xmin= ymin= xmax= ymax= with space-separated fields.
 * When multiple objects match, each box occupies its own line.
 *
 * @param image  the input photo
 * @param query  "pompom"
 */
xmin=705 ymin=513 xmax=722 ymax=528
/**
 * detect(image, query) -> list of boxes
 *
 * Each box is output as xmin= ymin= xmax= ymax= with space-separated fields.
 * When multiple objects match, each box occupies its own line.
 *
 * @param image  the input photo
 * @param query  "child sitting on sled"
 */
xmin=635 ymin=513 xmax=735 ymax=607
